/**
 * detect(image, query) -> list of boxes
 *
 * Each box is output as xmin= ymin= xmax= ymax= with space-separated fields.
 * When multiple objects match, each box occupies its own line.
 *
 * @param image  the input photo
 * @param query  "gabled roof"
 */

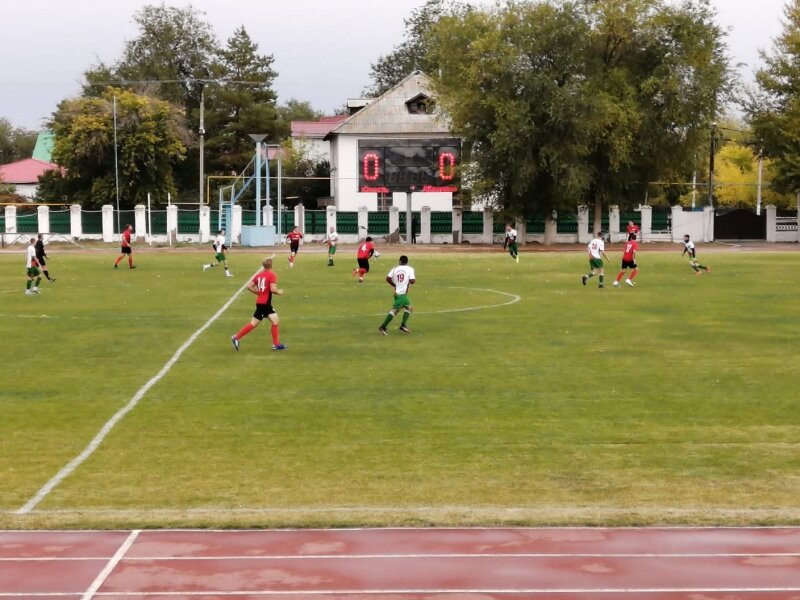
xmin=0 ymin=158 xmax=60 ymax=184
xmin=325 ymin=72 xmax=451 ymax=139
xmin=32 ymin=131 xmax=55 ymax=162
xmin=291 ymin=115 xmax=348 ymax=139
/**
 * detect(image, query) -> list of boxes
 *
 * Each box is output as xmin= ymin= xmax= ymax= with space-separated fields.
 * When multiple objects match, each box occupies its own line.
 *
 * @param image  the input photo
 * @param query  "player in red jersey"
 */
xmin=286 ymin=226 xmax=303 ymax=268
xmin=613 ymin=233 xmax=639 ymax=287
xmin=230 ymin=258 xmax=286 ymax=351
xmin=113 ymin=224 xmax=136 ymax=269
xmin=352 ymin=236 xmax=378 ymax=283
xmin=626 ymin=220 xmax=640 ymax=241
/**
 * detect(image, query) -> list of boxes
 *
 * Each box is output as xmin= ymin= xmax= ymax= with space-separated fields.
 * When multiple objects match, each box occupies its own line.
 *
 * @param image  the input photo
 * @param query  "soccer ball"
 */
xmin=373 ymin=251 xmax=380 ymax=259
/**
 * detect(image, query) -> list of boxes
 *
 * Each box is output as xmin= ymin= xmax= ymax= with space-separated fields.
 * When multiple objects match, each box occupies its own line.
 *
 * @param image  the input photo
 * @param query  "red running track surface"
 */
xmin=1 ymin=528 xmax=799 ymax=599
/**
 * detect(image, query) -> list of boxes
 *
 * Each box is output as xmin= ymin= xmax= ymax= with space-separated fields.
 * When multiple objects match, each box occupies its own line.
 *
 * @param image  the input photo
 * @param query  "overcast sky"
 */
xmin=0 ymin=0 xmax=791 ymax=130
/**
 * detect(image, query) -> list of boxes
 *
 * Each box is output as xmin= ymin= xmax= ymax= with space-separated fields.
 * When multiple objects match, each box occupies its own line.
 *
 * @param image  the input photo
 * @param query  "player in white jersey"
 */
xmin=324 ymin=226 xmax=339 ymax=266
xmin=378 ymin=255 xmax=416 ymax=335
xmin=504 ymin=223 xmax=519 ymax=262
xmin=582 ymin=231 xmax=610 ymax=288
xmin=25 ymin=238 xmax=42 ymax=295
xmin=682 ymin=234 xmax=710 ymax=275
xmin=203 ymin=229 xmax=233 ymax=276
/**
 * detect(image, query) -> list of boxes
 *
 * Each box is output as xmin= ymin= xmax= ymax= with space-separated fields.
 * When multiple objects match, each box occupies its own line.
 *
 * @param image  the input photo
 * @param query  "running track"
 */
xmin=2 ymin=528 xmax=800 ymax=599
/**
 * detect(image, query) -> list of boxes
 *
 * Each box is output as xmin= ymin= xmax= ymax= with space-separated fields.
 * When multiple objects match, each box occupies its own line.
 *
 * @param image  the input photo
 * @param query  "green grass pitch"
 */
xmin=1 ymin=245 xmax=799 ymax=529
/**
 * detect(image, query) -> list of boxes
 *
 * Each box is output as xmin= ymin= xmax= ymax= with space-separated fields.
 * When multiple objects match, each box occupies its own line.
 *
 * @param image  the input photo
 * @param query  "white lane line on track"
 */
xmin=80 ymin=530 xmax=140 ymax=600
xmin=15 ymin=276 xmax=255 ymax=515
xmin=3 ymin=552 xmax=798 ymax=562
xmin=1 ymin=588 xmax=793 ymax=597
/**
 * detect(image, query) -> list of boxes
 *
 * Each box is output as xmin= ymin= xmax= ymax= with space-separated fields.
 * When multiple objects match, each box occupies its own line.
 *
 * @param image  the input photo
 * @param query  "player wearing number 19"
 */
xmin=379 ymin=255 xmax=416 ymax=335
xmin=230 ymin=258 xmax=286 ymax=351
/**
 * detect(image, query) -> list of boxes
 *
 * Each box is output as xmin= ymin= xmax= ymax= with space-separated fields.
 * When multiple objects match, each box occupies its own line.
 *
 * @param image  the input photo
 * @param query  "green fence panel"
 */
xmin=150 ymin=210 xmax=167 ymax=234
xmin=115 ymin=210 xmax=136 ymax=233
xmin=82 ymin=211 xmax=103 ymax=234
xmin=587 ymin=213 xmax=609 ymax=232
xmin=620 ymin=213 xmax=641 ymax=229
xmin=337 ymin=211 xmax=359 ymax=234
xmin=242 ymin=210 xmax=257 ymax=226
xmin=557 ymin=214 xmax=579 ymax=233
xmin=178 ymin=209 xmax=199 ymax=234
xmin=0 ymin=214 xmax=4 ymax=231
xmin=431 ymin=212 xmax=452 ymax=234
xmin=17 ymin=213 xmax=38 ymax=233
xmin=462 ymin=211 xmax=484 ymax=234
xmin=50 ymin=210 xmax=71 ymax=234
xmin=398 ymin=212 xmax=421 ymax=237
xmin=652 ymin=210 xmax=671 ymax=231
xmin=526 ymin=216 xmax=546 ymax=234
xmin=368 ymin=211 xmax=389 ymax=235
xmin=305 ymin=211 xmax=327 ymax=234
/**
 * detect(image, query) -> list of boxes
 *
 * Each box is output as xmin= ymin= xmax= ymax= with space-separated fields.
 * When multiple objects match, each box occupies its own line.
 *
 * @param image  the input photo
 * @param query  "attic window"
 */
xmin=406 ymin=94 xmax=434 ymax=115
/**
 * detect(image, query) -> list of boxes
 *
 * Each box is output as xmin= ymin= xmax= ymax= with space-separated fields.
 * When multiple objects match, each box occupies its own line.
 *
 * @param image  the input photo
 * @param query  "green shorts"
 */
xmin=589 ymin=258 xmax=603 ymax=270
xmin=508 ymin=242 xmax=518 ymax=253
xmin=328 ymin=245 xmax=337 ymax=255
xmin=392 ymin=293 xmax=412 ymax=311
xmin=215 ymin=252 xmax=226 ymax=263
xmin=27 ymin=267 xmax=40 ymax=277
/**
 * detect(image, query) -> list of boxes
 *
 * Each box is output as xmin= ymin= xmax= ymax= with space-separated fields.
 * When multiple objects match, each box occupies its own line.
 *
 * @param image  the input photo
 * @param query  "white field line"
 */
xmin=2 ymin=552 xmax=798 ymax=562
xmin=80 ymin=530 xmax=140 ymax=600
xmin=0 ymin=286 xmax=522 ymax=322
xmin=15 ymin=277 xmax=255 ymax=515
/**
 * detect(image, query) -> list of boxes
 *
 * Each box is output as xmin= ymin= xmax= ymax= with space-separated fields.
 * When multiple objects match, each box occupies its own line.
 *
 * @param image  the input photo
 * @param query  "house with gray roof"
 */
xmin=325 ymin=72 xmax=462 ymax=212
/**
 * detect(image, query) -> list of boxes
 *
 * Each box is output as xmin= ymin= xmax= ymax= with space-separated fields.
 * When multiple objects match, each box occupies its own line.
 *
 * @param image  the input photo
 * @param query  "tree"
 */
xmin=428 ymin=2 xmax=597 ymax=218
xmin=276 ymin=99 xmax=323 ymax=138
xmin=747 ymin=0 xmax=800 ymax=194
xmin=0 ymin=118 xmax=38 ymax=163
xmin=579 ymin=0 xmax=731 ymax=229
xmin=366 ymin=0 xmax=467 ymax=96
xmin=204 ymin=26 xmax=281 ymax=177
xmin=428 ymin=0 xmax=731 ymax=228
xmin=84 ymin=4 xmax=218 ymax=110
xmin=39 ymin=88 xmax=189 ymax=208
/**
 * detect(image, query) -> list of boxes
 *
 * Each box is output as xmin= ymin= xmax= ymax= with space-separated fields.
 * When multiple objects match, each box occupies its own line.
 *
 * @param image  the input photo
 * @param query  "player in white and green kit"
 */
xmin=25 ymin=238 xmax=42 ymax=295
xmin=582 ymin=231 xmax=610 ymax=288
xmin=504 ymin=223 xmax=519 ymax=262
xmin=203 ymin=230 xmax=233 ymax=277
xmin=378 ymin=255 xmax=416 ymax=335
xmin=324 ymin=226 xmax=338 ymax=267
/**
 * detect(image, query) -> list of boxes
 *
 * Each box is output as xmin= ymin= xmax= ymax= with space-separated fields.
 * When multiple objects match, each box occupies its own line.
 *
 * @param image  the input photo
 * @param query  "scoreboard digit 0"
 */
xmin=358 ymin=138 xmax=461 ymax=193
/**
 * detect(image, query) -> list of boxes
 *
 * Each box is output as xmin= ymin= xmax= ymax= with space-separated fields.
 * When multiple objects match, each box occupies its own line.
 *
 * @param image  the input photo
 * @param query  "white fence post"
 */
xmin=766 ymin=204 xmax=777 ymax=243
xmin=294 ymin=203 xmax=305 ymax=234
xmin=420 ymin=206 xmax=432 ymax=244
xmin=199 ymin=204 xmax=211 ymax=243
xmin=609 ymin=205 xmax=620 ymax=241
xmin=516 ymin=215 xmax=527 ymax=246
xmin=101 ymin=205 xmax=114 ymax=242
xmin=577 ymin=205 xmax=591 ymax=244
xmin=702 ymin=206 xmax=715 ymax=242
xmin=639 ymin=205 xmax=653 ymax=242
xmin=483 ymin=207 xmax=493 ymax=244
xmin=5 ymin=205 xmax=17 ymax=233
xmin=37 ymin=205 xmax=50 ymax=234
xmin=357 ymin=206 xmax=368 ymax=240
xmin=70 ymin=204 xmax=82 ymax=239
xmin=451 ymin=206 xmax=463 ymax=244
xmin=134 ymin=205 xmax=147 ymax=241
xmin=232 ymin=205 xmax=243 ymax=243
xmin=166 ymin=204 xmax=178 ymax=244
xmin=389 ymin=206 xmax=400 ymax=239
xmin=326 ymin=206 xmax=337 ymax=234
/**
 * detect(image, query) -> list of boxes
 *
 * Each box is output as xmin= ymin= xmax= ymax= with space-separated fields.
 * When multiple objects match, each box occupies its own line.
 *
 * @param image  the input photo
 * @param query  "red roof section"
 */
xmin=0 ymin=158 xmax=61 ymax=184
xmin=291 ymin=115 xmax=347 ymax=139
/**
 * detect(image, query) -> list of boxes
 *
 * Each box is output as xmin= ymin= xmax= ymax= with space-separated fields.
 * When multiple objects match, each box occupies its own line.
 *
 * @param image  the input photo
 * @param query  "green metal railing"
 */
xmin=305 ymin=211 xmax=327 ymax=234
xmin=367 ymin=211 xmax=389 ymax=235
xmin=431 ymin=212 xmax=452 ymax=234
xmin=50 ymin=210 xmax=71 ymax=234
xmin=337 ymin=212 xmax=358 ymax=234
xmin=462 ymin=211 xmax=483 ymax=234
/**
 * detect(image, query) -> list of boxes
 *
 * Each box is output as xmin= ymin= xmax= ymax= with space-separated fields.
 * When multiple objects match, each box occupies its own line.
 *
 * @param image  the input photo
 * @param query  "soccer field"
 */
xmin=1 ymin=245 xmax=799 ymax=529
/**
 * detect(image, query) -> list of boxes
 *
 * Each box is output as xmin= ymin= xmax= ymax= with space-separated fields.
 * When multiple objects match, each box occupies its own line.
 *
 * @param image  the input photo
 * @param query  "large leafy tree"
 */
xmin=579 ymin=0 xmax=730 ymax=227
xmin=204 ymin=26 xmax=281 ymax=176
xmin=428 ymin=0 xmax=730 ymax=228
xmin=39 ymin=88 xmax=189 ymax=209
xmin=747 ymin=0 xmax=800 ymax=194
xmin=428 ymin=2 xmax=597 ymax=217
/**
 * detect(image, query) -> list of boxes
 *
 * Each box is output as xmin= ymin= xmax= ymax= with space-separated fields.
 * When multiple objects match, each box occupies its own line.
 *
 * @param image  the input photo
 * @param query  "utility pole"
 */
xmin=756 ymin=147 xmax=764 ymax=216
xmin=708 ymin=122 xmax=717 ymax=207
xmin=692 ymin=153 xmax=698 ymax=210
xmin=199 ymin=85 xmax=205 ymax=206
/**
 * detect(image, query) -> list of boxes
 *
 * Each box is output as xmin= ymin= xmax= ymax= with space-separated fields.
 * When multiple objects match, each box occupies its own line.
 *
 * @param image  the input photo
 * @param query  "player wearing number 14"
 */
xmin=379 ymin=255 xmax=416 ymax=335
xmin=230 ymin=258 xmax=286 ymax=351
